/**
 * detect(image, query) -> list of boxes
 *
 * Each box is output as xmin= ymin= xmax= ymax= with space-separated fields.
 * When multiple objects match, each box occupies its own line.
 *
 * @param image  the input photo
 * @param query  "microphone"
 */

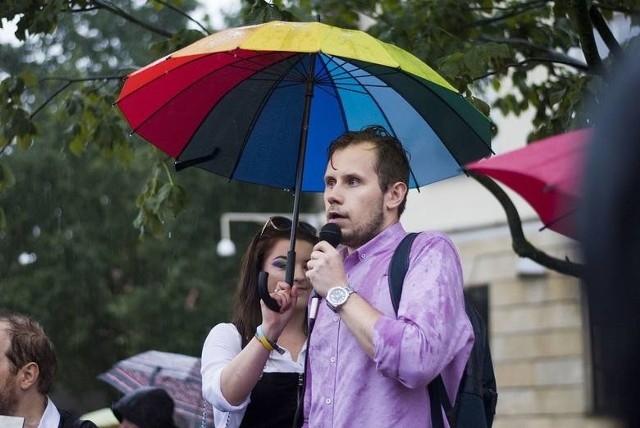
xmin=309 ymin=223 xmax=342 ymax=328
xmin=319 ymin=222 xmax=342 ymax=248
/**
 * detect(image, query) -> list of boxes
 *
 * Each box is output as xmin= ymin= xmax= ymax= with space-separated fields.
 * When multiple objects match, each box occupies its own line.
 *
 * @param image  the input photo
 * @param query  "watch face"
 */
xmin=330 ymin=287 xmax=348 ymax=303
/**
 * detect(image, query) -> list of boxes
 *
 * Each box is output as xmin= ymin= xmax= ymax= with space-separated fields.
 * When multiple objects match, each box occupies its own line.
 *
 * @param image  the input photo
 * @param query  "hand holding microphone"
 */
xmin=309 ymin=223 xmax=342 ymax=325
xmin=318 ymin=223 xmax=342 ymax=249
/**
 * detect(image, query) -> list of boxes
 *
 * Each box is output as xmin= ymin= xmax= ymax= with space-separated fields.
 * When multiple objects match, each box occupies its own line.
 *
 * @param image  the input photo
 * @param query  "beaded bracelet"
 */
xmin=255 ymin=325 xmax=285 ymax=355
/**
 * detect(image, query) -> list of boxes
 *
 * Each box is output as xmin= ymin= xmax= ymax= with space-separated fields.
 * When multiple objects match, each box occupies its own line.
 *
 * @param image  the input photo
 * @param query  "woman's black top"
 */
xmin=239 ymin=372 xmax=303 ymax=428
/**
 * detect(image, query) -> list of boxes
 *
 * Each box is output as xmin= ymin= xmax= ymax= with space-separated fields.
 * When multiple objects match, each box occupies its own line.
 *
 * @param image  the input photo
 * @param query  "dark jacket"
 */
xmin=58 ymin=409 xmax=98 ymax=428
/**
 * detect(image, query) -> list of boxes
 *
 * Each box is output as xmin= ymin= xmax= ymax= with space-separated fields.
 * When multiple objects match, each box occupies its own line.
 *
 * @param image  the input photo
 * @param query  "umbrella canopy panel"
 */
xmin=117 ymin=21 xmax=492 ymax=192
xmin=98 ymin=350 xmax=212 ymax=428
xmin=465 ymin=128 xmax=591 ymax=239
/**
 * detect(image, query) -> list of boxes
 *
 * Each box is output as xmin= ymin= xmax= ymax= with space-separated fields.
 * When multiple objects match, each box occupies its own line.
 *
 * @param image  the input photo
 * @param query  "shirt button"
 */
xmin=330 ymin=356 xmax=336 ymax=363
xmin=325 ymin=398 xmax=332 ymax=404
xmin=333 ymin=315 xmax=339 ymax=322
xmin=360 ymin=253 xmax=366 ymax=259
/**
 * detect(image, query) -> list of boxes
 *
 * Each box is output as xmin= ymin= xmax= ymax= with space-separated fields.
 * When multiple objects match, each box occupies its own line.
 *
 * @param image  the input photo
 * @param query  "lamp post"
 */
xmin=216 ymin=212 xmax=323 ymax=257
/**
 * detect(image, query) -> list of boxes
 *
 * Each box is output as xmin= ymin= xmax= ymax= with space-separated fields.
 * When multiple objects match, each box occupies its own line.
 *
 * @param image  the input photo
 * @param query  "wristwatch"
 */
xmin=326 ymin=285 xmax=356 ymax=312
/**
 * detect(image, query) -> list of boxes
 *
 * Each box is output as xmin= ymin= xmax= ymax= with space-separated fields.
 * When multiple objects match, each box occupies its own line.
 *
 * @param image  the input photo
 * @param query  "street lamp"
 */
xmin=216 ymin=212 xmax=323 ymax=257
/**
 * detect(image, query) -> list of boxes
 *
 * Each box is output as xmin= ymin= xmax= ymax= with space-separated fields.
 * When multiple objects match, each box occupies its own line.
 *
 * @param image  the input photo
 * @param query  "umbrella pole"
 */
xmin=285 ymin=54 xmax=316 ymax=286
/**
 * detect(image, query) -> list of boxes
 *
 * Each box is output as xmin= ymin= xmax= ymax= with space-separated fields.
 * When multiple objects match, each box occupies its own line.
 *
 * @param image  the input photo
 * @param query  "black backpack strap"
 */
xmin=388 ymin=232 xmax=419 ymax=314
xmin=428 ymin=375 xmax=452 ymax=428
xmin=388 ymin=233 xmax=453 ymax=427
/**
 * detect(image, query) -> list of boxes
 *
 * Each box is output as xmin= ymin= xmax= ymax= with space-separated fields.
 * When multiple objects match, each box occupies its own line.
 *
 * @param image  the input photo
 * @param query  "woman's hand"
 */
xmin=260 ymin=281 xmax=300 ymax=339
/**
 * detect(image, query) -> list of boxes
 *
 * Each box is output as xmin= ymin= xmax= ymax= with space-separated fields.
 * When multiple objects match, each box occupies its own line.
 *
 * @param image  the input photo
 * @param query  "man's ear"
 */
xmin=18 ymin=362 xmax=40 ymax=390
xmin=385 ymin=181 xmax=407 ymax=211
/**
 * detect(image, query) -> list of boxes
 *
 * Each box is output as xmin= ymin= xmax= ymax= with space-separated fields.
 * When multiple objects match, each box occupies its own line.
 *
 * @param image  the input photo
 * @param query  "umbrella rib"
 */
xmin=174 ymin=52 xmax=306 ymax=165
xmin=319 ymin=55 xmax=351 ymax=139
xmin=539 ymin=208 xmax=576 ymax=232
xmin=226 ymin=55 xmax=308 ymax=182
xmin=228 ymin=51 xmax=316 ymax=87
xmin=329 ymin=55 xmax=397 ymax=131
xmin=221 ymin=51 xmax=308 ymax=83
xmin=323 ymin=55 xmax=422 ymax=188
xmin=371 ymin=59 xmax=493 ymax=162
xmin=125 ymin=50 xmax=290 ymax=138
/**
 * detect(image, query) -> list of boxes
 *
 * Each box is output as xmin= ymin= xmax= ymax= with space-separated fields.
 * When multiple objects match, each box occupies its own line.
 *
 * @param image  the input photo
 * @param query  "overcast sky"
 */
xmin=201 ymin=0 xmax=240 ymax=28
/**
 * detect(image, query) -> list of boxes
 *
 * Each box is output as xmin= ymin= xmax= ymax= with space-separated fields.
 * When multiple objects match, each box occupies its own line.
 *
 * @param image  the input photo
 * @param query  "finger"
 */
xmin=276 ymin=281 xmax=291 ymax=291
xmin=272 ymin=293 xmax=291 ymax=312
xmin=290 ymin=284 xmax=300 ymax=298
xmin=313 ymin=240 xmax=334 ymax=253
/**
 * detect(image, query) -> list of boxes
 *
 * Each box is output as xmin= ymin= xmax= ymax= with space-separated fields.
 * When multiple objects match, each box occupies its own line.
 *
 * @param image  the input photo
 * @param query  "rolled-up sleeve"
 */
xmin=372 ymin=233 xmax=474 ymax=390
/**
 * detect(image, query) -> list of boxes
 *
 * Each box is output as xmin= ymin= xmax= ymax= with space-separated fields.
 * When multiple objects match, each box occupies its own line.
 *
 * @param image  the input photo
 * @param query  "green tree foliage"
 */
xmin=0 ymin=129 xmax=305 ymax=409
xmin=0 ymin=0 xmax=315 ymax=412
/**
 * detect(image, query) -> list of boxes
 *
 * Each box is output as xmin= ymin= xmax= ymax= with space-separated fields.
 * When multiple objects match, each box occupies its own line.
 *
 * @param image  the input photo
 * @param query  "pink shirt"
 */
xmin=303 ymin=223 xmax=473 ymax=428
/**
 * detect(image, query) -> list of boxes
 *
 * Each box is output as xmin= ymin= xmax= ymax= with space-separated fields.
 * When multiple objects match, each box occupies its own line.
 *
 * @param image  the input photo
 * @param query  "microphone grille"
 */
xmin=319 ymin=223 xmax=342 ymax=248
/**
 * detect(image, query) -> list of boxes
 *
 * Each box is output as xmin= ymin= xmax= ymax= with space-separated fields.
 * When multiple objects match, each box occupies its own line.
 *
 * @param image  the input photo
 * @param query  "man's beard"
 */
xmin=0 ymin=376 xmax=18 ymax=416
xmin=342 ymin=206 xmax=385 ymax=249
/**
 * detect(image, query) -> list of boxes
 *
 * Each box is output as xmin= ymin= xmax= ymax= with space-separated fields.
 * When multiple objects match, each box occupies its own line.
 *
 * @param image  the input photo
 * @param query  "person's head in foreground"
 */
xmin=111 ymin=387 xmax=178 ymax=428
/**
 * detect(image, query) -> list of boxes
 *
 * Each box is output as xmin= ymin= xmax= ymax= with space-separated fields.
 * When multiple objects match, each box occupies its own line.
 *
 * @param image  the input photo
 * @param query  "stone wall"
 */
xmin=448 ymin=226 xmax=620 ymax=428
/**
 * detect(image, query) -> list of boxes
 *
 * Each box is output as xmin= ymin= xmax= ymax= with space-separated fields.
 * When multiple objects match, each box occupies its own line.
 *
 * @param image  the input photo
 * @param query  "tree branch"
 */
xmin=152 ymin=0 xmax=210 ymax=35
xmin=571 ymin=0 xmax=602 ymax=70
xmin=589 ymin=5 xmax=622 ymax=59
xmin=465 ymin=170 xmax=584 ymax=278
xmin=91 ymin=0 xmax=174 ymax=38
xmin=468 ymin=0 xmax=549 ymax=28
xmin=31 ymin=75 xmax=126 ymax=119
xmin=472 ymin=56 xmax=588 ymax=81
xmin=39 ymin=75 xmax=126 ymax=83
xmin=592 ymin=2 xmax=640 ymax=15
xmin=477 ymin=35 xmax=589 ymax=70
xmin=466 ymin=0 xmax=549 ymax=12
xmin=30 ymin=81 xmax=71 ymax=119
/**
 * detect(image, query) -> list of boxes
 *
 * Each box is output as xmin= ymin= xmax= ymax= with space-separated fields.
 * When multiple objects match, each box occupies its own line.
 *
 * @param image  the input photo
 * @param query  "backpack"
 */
xmin=388 ymin=233 xmax=498 ymax=428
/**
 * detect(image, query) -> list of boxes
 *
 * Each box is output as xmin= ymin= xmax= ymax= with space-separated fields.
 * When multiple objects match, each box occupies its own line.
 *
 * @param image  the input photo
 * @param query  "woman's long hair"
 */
xmin=231 ymin=223 xmax=318 ymax=347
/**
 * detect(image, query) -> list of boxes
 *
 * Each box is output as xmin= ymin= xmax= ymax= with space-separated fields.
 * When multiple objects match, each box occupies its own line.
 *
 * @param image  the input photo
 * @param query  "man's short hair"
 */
xmin=0 ymin=311 xmax=57 ymax=394
xmin=328 ymin=125 xmax=411 ymax=215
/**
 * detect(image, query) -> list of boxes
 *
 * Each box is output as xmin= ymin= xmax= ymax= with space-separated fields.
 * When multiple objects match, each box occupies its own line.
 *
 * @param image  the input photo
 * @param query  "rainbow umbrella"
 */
xmin=116 ymin=21 xmax=492 ymax=283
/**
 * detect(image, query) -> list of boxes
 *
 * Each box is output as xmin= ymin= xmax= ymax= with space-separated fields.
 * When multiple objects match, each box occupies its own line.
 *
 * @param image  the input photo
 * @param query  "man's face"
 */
xmin=0 ymin=323 xmax=19 ymax=416
xmin=324 ymin=142 xmax=389 ymax=248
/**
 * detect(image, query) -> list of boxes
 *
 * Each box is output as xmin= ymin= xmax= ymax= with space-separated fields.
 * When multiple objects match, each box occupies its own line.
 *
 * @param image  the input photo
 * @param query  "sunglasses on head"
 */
xmin=259 ymin=216 xmax=317 ymax=239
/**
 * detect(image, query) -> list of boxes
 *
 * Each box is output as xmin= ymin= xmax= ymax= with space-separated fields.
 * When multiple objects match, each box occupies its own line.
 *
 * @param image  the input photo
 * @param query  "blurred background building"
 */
xmin=400 ymin=111 xmax=610 ymax=427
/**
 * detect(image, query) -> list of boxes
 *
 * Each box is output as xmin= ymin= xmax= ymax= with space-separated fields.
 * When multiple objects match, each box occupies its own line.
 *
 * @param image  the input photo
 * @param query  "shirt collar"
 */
xmin=37 ymin=397 xmax=60 ymax=428
xmin=340 ymin=222 xmax=406 ymax=261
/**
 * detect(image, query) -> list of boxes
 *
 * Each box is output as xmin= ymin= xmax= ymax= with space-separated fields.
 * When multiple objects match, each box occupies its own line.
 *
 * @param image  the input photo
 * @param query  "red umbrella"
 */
xmin=465 ymin=128 xmax=592 ymax=240
xmin=98 ymin=350 xmax=213 ymax=428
